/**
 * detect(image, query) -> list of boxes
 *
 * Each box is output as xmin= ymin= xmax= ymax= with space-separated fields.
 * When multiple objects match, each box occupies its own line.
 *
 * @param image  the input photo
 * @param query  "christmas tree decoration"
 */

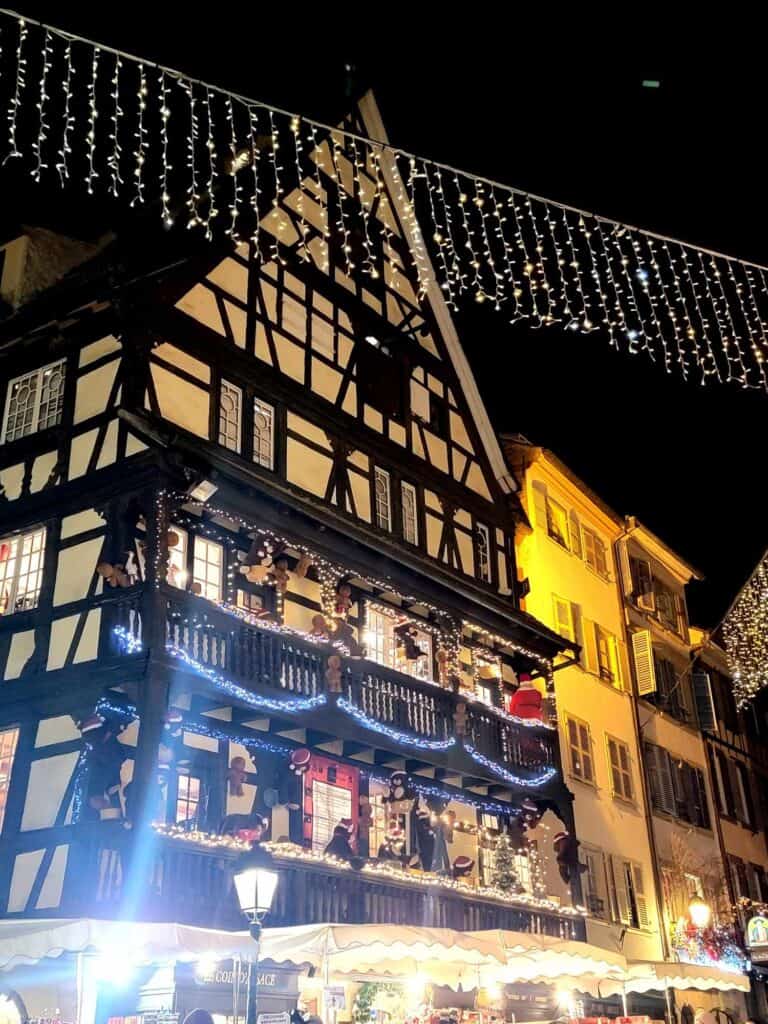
xmin=491 ymin=832 xmax=521 ymax=894
xmin=0 ymin=11 xmax=766 ymax=392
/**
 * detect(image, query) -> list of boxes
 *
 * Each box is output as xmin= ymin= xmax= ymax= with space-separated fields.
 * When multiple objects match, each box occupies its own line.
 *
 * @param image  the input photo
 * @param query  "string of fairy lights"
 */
xmin=1 ymin=10 xmax=768 ymax=390
xmin=722 ymin=550 xmax=768 ymax=707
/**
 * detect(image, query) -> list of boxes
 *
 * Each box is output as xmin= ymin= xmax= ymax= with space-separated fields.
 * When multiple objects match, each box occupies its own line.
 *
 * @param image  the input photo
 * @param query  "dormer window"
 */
xmin=355 ymin=327 xmax=407 ymax=421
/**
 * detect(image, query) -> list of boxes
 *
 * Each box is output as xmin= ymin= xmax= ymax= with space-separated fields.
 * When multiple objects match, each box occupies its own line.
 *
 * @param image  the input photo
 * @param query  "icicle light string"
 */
xmin=2 ymin=10 xmax=768 ymax=392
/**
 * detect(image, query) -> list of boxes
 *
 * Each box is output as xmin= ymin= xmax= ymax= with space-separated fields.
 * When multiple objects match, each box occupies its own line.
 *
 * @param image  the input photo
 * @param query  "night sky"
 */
xmin=5 ymin=5 xmax=767 ymax=627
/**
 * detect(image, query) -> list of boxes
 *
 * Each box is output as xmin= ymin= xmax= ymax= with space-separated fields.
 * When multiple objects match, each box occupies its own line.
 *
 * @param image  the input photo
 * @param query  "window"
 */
xmin=654 ymin=578 xmax=681 ymax=634
xmin=369 ymin=784 xmax=410 ymax=858
xmin=607 ymin=737 xmax=634 ymax=801
xmin=630 ymin=556 xmax=654 ymax=610
xmin=566 ymin=716 xmax=594 ymax=783
xmin=218 ymin=380 xmax=242 ymax=452
xmin=253 ymin=399 xmax=275 ymax=469
xmin=401 ymin=482 xmax=418 ymax=545
xmin=732 ymin=760 xmax=755 ymax=828
xmin=365 ymin=606 xmax=433 ymax=682
xmin=428 ymin=393 xmax=449 ymax=438
xmin=475 ymin=523 xmax=492 ymax=583
xmin=582 ymin=846 xmax=609 ymax=919
xmin=552 ymin=595 xmax=576 ymax=643
xmin=374 ymin=467 xmax=392 ymax=532
xmin=729 ymin=856 xmax=749 ymax=900
xmin=0 ymin=727 xmax=19 ymax=832
xmin=645 ymin=743 xmax=710 ymax=828
xmin=545 ymin=497 xmax=569 ymax=549
xmin=192 ymin=536 xmax=223 ymax=602
xmin=653 ymin=654 xmax=689 ymax=721
xmin=166 ymin=525 xmax=189 ymax=589
xmin=311 ymin=777 xmax=352 ymax=852
xmin=0 ymin=527 xmax=46 ymax=615
xmin=595 ymin=625 xmax=617 ymax=683
xmin=608 ymin=856 xmax=649 ymax=929
xmin=176 ymin=774 xmax=201 ymax=826
xmin=2 ymin=360 xmax=65 ymax=443
xmin=583 ymin=527 xmax=609 ymax=578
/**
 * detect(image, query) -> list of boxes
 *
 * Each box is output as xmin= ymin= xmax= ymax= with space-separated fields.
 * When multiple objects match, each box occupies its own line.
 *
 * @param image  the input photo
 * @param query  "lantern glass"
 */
xmin=688 ymin=894 xmax=712 ymax=929
xmin=234 ymin=865 xmax=279 ymax=920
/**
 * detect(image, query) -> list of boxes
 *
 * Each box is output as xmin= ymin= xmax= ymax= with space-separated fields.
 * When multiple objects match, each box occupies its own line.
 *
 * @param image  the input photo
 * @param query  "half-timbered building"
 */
xmin=0 ymin=92 xmax=583 ymax=941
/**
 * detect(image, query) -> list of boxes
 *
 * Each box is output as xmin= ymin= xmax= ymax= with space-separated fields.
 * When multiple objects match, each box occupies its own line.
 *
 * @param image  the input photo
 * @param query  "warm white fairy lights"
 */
xmin=4 ymin=8 xmax=768 ymax=392
xmin=723 ymin=551 xmax=768 ymax=707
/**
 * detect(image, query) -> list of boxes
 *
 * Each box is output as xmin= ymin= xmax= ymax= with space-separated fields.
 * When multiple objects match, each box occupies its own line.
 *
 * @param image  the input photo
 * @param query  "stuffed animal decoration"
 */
xmin=289 ymin=748 xmax=312 ymax=776
xmin=452 ymin=855 xmax=474 ymax=879
xmin=310 ymin=614 xmax=330 ymax=638
xmin=377 ymin=817 xmax=407 ymax=863
xmin=521 ymin=797 xmax=541 ymax=828
xmin=553 ymin=830 xmax=585 ymax=884
xmin=335 ymin=582 xmax=353 ymax=618
xmin=228 ymin=756 xmax=249 ymax=797
xmin=415 ymin=808 xmax=436 ymax=871
xmin=325 ymin=654 xmax=343 ymax=692
xmin=324 ymin=821 xmax=357 ymax=862
xmin=96 ymin=561 xmax=132 ymax=588
xmin=436 ymin=648 xmax=450 ymax=685
xmin=78 ymin=713 xmax=128 ymax=818
xmin=453 ymin=702 xmax=468 ymax=736
xmin=295 ymin=552 xmax=313 ymax=578
xmin=394 ymin=622 xmax=425 ymax=661
xmin=508 ymin=674 xmax=543 ymax=721
xmin=271 ymin=556 xmax=290 ymax=594
xmin=329 ymin=619 xmax=365 ymax=658
xmin=384 ymin=771 xmax=417 ymax=813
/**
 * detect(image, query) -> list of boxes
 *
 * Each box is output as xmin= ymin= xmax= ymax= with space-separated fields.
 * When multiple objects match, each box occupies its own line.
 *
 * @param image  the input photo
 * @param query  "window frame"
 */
xmin=252 ymin=397 xmax=275 ymax=470
xmin=1 ymin=359 xmax=66 ymax=445
xmin=0 ymin=526 xmax=47 ymax=616
xmin=400 ymin=480 xmax=419 ymax=545
xmin=0 ymin=726 xmax=20 ymax=834
xmin=606 ymin=735 xmax=634 ymax=803
xmin=218 ymin=379 xmax=243 ymax=453
xmin=566 ymin=714 xmax=595 ymax=784
xmin=582 ymin=525 xmax=609 ymax=578
xmin=552 ymin=594 xmax=576 ymax=643
xmin=545 ymin=496 xmax=570 ymax=549
xmin=374 ymin=466 xmax=393 ymax=532
xmin=192 ymin=535 xmax=224 ymax=603
xmin=365 ymin=603 xmax=434 ymax=682
xmin=175 ymin=773 xmax=202 ymax=826
xmin=475 ymin=522 xmax=492 ymax=584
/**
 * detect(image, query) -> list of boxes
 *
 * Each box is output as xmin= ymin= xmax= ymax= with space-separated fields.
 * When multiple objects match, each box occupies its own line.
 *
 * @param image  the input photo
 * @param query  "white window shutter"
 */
xmin=632 ymin=629 xmax=657 ymax=695
xmin=531 ymin=480 xmax=548 ymax=531
xmin=569 ymin=509 xmax=583 ymax=558
xmin=582 ymin=618 xmax=599 ymax=674
xmin=610 ymin=856 xmax=631 ymax=924
xmin=633 ymin=864 xmax=650 ymax=929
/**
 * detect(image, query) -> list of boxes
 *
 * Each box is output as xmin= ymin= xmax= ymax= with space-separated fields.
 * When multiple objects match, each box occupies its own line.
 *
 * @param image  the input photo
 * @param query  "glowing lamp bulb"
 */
xmin=688 ymin=894 xmax=711 ymax=929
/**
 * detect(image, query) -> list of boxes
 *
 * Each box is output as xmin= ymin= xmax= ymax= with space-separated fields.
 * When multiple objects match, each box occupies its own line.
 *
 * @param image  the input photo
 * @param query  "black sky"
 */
xmin=5 ymin=4 xmax=767 ymax=627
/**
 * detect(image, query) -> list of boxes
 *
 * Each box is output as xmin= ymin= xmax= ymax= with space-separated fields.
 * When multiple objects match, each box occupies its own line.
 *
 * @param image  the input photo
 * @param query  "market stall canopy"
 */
xmin=469 ymin=930 xmax=628 ymax=983
xmin=259 ymin=923 xmax=508 ymax=989
xmin=622 ymin=962 xmax=751 ymax=995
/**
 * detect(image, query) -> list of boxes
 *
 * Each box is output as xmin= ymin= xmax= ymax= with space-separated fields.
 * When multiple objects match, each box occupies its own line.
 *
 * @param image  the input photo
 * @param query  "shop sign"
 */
xmin=747 ymin=915 xmax=768 ymax=949
xmin=323 ymin=988 xmax=346 ymax=1010
xmin=177 ymin=962 xmax=297 ymax=996
xmin=256 ymin=1013 xmax=290 ymax=1024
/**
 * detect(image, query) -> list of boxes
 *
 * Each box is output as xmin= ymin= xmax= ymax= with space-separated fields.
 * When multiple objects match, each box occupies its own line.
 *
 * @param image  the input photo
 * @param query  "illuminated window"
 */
xmin=566 ymin=716 xmax=594 ymax=783
xmin=253 ymin=399 xmax=275 ymax=469
xmin=581 ymin=846 xmax=609 ymax=919
xmin=0 ymin=527 xmax=46 ymax=615
xmin=176 ymin=774 xmax=201 ymax=825
xmin=545 ymin=496 xmax=569 ymax=548
xmin=401 ymin=481 xmax=418 ymax=545
xmin=374 ymin=467 xmax=392 ymax=532
xmin=218 ymin=380 xmax=242 ymax=453
xmin=0 ymin=727 xmax=19 ymax=832
xmin=607 ymin=736 xmax=634 ymax=801
xmin=583 ymin=526 xmax=609 ymax=577
xmin=2 ymin=360 xmax=65 ymax=444
xmin=166 ymin=525 xmax=188 ymax=590
xmin=365 ymin=606 xmax=432 ymax=682
xmin=193 ymin=536 xmax=223 ymax=602
xmin=311 ymin=778 xmax=352 ymax=852
xmin=369 ymin=784 xmax=409 ymax=857
xmin=595 ymin=625 xmax=617 ymax=683
xmin=475 ymin=523 xmax=492 ymax=583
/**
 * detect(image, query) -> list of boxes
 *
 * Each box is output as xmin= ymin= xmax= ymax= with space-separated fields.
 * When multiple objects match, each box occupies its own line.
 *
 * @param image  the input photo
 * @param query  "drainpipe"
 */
xmin=614 ymin=523 xmax=675 ymax=1024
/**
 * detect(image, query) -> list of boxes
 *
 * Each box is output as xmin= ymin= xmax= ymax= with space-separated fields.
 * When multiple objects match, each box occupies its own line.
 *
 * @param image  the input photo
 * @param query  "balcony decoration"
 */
xmin=552 ymin=831 xmax=585 ymax=885
xmin=77 ymin=712 xmax=128 ymax=820
xmin=723 ymin=551 xmax=768 ymax=705
xmin=491 ymin=832 xmax=523 ymax=894
xmin=669 ymin=918 xmax=746 ymax=973
xmin=6 ymin=12 xmax=768 ymax=392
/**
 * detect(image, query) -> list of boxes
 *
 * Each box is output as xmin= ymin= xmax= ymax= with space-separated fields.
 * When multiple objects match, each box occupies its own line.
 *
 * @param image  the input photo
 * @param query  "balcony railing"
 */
xmin=64 ymin=825 xmax=584 ymax=940
xmin=114 ymin=590 xmax=557 ymax=777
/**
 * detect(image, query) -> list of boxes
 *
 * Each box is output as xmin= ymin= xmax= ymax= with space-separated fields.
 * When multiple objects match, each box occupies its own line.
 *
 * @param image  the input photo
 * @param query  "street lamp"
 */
xmin=233 ymin=846 xmax=279 ymax=939
xmin=688 ymin=894 xmax=712 ymax=929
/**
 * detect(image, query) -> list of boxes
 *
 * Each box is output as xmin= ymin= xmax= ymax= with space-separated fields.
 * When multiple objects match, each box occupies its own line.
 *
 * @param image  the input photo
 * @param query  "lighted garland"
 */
xmin=722 ymin=552 xmax=768 ymax=706
xmin=1 ymin=11 xmax=767 ymax=390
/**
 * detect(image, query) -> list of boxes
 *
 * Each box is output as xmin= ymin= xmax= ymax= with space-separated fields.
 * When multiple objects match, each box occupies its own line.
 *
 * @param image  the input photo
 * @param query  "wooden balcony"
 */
xmin=113 ymin=588 xmax=559 ymax=786
xmin=64 ymin=825 xmax=585 ymax=940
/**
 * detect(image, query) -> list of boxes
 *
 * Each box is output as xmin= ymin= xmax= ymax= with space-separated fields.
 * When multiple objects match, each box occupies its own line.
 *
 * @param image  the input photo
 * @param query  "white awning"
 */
xmin=623 ymin=961 xmax=751 ymax=994
xmin=469 ymin=929 xmax=627 ymax=983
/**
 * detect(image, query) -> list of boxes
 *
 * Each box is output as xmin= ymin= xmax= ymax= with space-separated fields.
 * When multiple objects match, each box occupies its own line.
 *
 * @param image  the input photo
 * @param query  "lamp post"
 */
xmin=233 ymin=846 xmax=279 ymax=1024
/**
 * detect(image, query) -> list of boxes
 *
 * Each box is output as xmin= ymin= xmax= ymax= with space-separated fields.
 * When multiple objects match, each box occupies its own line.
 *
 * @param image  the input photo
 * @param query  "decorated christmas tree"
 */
xmin=492 ymin=832 xmax=520 ymax=893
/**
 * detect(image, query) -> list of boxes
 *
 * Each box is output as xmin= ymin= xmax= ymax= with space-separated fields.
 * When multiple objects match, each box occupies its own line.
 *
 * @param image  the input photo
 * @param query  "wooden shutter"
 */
xmin=693 ymin=672 xmax=716 ymax=733
xmin=608 ymin=738 xmax=621 ymax=795
xmin=717 ymin=750 xmax=735 ymax=816
xmin=610 ymin=855 xmax=631 ymax=924
xmin=727 ymin=759 xmax=746 ymax=823
xmin=658 ymin=748 xmax=678 ymax=815
xmin=582 ymin=618 xmax=599 ymax=675
xmin=644 ymin=742 xmax=662 ymax=809
xmin=631 ymin=557 xmax=654 ymax=609
xmin=707 ymin=746 xmax=727 ymax=816
xmin=531 ymin=480 xmax=549 ymax=530
xmin=693 ymin=768 xmax=711 ymax=829
xmin=633 ymin=864 xmax=650 ymax=929
xmin=568 ymin=509 xmax=583 ymax=558
xmin=632 ymin=630 xmax=657 ymax=695
xmin=735 ymin=761 xmax=755 ymax=829
xmin=552 ymin=595 xmax=574 ymax=642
